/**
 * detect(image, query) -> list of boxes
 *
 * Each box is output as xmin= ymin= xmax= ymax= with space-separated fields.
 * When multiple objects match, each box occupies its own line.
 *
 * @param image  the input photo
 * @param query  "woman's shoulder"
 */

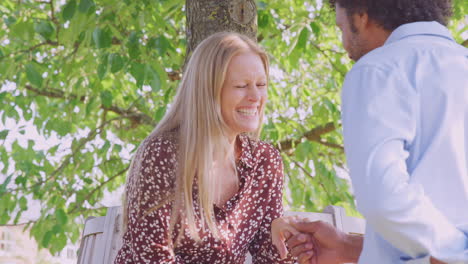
xmin=125 ymin=131 xmax=178 ymax=211
xmin=240 ymin=134 xmax=282 ymax=168
xmin=127 ymin=131 xmax=179 ymax=187
xmin=140 ymin=130 xmax=178 ymax=159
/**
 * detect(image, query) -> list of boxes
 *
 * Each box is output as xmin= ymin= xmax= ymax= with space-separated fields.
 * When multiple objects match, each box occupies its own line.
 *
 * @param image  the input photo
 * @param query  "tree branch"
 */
xmin=276 ymin=122 xmax=342 ymax=152
xmin=310 ymin=42 xmax=347 ymax=77
xmin=68 ymin=165 xmax=129 ymax=214
xmin=0 ymin=40 xmax=59 ymax=60
xmin=0 ymin=220 xmax=36 ymax=227
xmin=7 ymin=117 xmax=124 ymax=194
xmin=24 ymin=85 xmax=155 ymax=126
xmin=291 ymin=159 xmax=333 ymax=202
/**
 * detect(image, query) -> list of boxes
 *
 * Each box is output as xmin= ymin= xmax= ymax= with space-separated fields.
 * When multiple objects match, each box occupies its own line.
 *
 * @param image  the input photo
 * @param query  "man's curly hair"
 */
xmin=328 ymin=0 xmax=453 ymax=31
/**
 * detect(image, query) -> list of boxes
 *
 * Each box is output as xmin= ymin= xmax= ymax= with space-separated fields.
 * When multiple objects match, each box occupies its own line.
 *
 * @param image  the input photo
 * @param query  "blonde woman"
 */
xmin=114 ymin=32 xmax=294 ymax=264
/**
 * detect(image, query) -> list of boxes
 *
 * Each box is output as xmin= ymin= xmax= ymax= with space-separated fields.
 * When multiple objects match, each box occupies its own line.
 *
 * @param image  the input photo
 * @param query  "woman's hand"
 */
xmin=271 ymin=216 xmax=301 ymax=259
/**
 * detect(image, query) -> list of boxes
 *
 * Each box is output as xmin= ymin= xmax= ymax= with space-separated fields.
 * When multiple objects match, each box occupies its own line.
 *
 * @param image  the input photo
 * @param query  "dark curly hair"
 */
xmin=327 ymin=0 xmax=453 ymax=31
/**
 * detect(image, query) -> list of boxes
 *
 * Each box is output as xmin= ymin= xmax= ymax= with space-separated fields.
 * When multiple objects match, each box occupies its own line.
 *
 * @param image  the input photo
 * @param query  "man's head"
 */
xmin=328 ymin=0 xmax=453 ymax=61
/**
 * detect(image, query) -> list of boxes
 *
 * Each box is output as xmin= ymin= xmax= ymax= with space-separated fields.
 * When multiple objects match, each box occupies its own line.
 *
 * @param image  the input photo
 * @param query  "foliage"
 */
xmin=0 ymin=0 xmax=467 ymax=253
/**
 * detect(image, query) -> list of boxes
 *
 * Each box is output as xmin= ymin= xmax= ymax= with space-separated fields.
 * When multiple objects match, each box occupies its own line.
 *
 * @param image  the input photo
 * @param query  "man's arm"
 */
xmin=285 ymin=221 xmax=446 ymax=264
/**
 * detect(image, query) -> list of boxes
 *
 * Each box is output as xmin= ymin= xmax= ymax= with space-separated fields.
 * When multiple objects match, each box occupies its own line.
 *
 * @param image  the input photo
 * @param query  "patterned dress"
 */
xmin=114 ymin=132 xmax=295 ymax=264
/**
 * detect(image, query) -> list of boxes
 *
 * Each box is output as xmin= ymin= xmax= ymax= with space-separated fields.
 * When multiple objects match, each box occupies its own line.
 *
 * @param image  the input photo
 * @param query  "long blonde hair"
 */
xmin=123 ymin=32 xmax=269 ymax=242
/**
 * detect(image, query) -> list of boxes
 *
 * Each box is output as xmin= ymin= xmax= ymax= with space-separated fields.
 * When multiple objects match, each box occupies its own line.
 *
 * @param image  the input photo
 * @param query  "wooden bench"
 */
xmin=77 ymin=206 xmax=365 ymax=263
xmin=77 ymin=206 xmax=122 ymax=264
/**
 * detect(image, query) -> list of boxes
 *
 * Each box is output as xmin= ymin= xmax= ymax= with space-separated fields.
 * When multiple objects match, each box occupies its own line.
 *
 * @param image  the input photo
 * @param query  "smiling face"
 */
xmin=221 ymin=51 xmax=267 ymax=142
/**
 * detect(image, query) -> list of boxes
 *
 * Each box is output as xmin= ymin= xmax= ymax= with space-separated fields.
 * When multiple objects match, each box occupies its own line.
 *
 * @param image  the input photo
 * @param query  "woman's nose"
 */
xmin=248 ymin=86 xmax=261 ymax=102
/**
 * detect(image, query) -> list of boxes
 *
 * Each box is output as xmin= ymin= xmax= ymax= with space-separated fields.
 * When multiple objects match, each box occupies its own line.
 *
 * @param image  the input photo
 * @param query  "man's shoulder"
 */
xmin=355 ymin=35 xmax=467 ymax=72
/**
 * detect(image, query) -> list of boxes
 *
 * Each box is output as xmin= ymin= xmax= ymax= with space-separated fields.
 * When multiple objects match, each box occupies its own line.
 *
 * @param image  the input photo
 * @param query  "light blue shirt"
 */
xmin=341 ymin=21 xmax=468 ymax=264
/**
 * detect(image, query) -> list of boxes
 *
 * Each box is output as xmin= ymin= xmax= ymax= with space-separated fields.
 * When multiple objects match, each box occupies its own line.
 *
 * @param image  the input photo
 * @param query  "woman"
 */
xmin=115 ymin=32 xmax=294 ymax=264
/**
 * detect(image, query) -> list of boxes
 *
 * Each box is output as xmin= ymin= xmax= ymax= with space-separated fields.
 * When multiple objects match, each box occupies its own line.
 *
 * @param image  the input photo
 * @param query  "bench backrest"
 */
xmin=77 ymin=206 xmax=122 ymax=264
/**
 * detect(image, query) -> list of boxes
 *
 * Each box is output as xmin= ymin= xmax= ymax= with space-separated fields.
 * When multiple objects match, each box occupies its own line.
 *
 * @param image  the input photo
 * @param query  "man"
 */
xmin=272 ymin=0 xmax=468 ymax=263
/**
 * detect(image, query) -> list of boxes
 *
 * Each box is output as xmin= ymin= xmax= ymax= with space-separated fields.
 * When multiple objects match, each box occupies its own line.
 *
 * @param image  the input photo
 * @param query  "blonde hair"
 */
xmin=123 ymin=32 xmax=269 ymax=243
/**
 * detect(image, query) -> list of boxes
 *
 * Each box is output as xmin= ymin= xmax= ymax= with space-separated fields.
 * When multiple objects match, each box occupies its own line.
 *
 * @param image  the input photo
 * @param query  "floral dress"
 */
xmin=114 ymin=132 xmax=295 ymax=264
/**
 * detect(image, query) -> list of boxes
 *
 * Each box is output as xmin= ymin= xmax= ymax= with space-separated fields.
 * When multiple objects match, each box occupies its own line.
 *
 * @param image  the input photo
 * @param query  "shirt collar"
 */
xmin=237 ymin=134 xmax=255 ymax=168
xmin=385 ymin=21 xmax=454 ymax=46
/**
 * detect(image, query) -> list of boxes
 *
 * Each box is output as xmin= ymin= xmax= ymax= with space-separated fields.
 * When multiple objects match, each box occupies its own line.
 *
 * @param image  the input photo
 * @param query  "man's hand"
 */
xmin=287 ymin=220 xmax=363 ymax=264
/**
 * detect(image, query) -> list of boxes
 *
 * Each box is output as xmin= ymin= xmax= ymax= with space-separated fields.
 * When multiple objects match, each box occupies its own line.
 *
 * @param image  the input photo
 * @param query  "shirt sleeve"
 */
xmin=248 ymin=146 xmax=295 ymax=264
xmin=341 ymin=65 xmax=468 ymax=263
xmin=114 ymin=136 xmax=185 ymax=264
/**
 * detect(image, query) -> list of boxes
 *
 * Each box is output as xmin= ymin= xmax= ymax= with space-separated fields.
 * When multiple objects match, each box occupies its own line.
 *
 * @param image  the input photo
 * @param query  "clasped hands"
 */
xmin=271 ymin=216 xmax=353 ymax=264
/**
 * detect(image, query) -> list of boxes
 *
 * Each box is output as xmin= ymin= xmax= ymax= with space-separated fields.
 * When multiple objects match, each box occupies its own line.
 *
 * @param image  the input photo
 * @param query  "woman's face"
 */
xmin=221 ymin=51 xmax=267 ymax=142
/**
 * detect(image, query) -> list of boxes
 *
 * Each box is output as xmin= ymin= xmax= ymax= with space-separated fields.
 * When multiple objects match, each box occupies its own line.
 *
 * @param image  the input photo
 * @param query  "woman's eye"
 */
xmin=257 ymin=83 xmax=266 ymax=87
xmin=235 ymin=84 xmax=248 ymax=88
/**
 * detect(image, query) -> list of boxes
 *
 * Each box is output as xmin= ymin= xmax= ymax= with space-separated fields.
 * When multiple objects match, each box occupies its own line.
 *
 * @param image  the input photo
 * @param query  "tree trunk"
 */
xmin=185 ymin=0 xmax=257 ymax=60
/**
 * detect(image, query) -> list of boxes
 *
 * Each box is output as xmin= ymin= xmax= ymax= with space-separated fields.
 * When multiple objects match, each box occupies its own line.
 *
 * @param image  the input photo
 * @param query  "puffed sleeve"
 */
xmin=114 ymin=134 xmax=185 ymax=264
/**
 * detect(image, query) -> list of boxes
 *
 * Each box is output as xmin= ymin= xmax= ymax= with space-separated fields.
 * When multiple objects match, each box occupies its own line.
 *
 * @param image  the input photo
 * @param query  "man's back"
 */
xmin=341 ymin=21 xmax=468 ymax=263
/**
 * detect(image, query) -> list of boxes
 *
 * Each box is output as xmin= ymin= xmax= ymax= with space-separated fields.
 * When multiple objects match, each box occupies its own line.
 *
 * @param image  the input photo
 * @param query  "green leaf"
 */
xmin=114 ymin=144 xmax=122 ymax=152
xmin=295 ymin=141 xmax=314 ymax=162
xmin=258 ymin=11 xmax=270 ymax=29
xmin=25 ymin=63 xmax=43 ymax=88
xmin=146 ymin=65 xmax=161 ymax=92
xmin=310 ymin=21 xmax=321 ymax=36
xmin=19 ymin=196 xmax=28 ymax=210
xmin=78 ymin=0 xmax=95 ymax=13
xmin=54 ymin=232 xmax=68 ymax=253
xmin=100 ymin=90 xmax=113 ymax=108
xmin=62 ymin=0 xmax=77 ymax=21
xmin=154 ymin=106 xmax=166 ymax=121
xmin=0 ymin=130 xmax=8 ymax=140
xmin=154 ymin=36 xmax=171 ymax=56
xmin=13 ymin=211 xmax=22 ymax=224
xmin=42 ymin=231 xmax=53 ymax=247
xmin=55 ymin=209 xmax=68 ymax=225
xmin=0 ymin=175 xmax=12 ymax=195
xmin=93 ymin=28 xmax=112 ymax=49
xmin=130 ymin=62 xmax=145 ymax=88
xmin=97 ymin=61 xmax=107 ymax=79
xmin=109 ymin=53 xmax=124 ymax=73
xmin=127 ymin=31 xmax=140 ymax=58
xmin=48 ymin=144 xmax=60 ymax=155
xmin=83 ymin=178 xmax=93 ymax=184
xmin=296 ymin=27 xmax=309 ymax=51
xmin=99 ymin=140 xmax=111 ymax=154
xmin=34 ymin=21 xmax=54 ymax=40
xmin=85 ymin=96 xmax=98 ymax=116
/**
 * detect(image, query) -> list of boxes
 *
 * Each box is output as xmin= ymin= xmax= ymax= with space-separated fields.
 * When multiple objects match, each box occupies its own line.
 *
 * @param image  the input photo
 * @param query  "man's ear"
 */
xmin=354 ymin=11 xmax=369 ymax=31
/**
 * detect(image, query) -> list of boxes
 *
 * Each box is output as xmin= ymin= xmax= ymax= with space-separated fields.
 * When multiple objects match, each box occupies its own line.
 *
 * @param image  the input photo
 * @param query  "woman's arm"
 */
xmin=114 ymin=135 xmax=184 ymax=264
xmin=248 ymin=145 xmax=295 ymax=264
